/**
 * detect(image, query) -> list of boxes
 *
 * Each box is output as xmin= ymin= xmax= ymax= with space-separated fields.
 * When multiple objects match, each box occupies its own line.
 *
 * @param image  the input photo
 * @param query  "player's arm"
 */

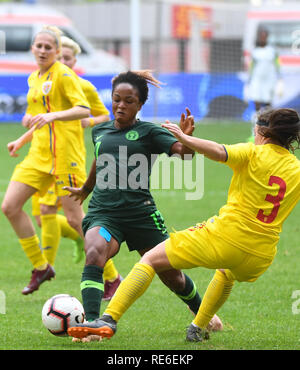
xmin=29 ymin=106 xmax=90 ymax=129
xmin=7 ymin=125 xmax=35 ymax=157
xmin=81 ymin=86 xmax=110 ymax=128
xmin=169 ymin=108 xmax=195 ymax=159
xmin=163 ymin=121 xmax=227 ymax=162
xmin=81 ymin=113 xmax=110 ymax=128
xmin=63 ymin=159 xmax=96 ymax=204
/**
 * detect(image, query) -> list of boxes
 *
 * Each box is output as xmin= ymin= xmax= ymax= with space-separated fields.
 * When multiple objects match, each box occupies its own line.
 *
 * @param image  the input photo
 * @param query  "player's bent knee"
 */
xmin=85 ymin=244 xmax=106 ymax=266
xmin=1 ymin=200 xmax=20 ymax=219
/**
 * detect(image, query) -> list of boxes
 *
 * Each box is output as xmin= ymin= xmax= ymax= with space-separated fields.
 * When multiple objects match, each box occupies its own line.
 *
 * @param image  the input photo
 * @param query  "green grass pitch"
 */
xmin=0 ymin=121 xmax=300 ymax=350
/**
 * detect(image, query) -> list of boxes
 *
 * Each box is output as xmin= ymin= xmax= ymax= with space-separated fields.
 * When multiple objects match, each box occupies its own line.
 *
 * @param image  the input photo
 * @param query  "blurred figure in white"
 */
xmin=246 ymin=28 xmax=283 ymax=141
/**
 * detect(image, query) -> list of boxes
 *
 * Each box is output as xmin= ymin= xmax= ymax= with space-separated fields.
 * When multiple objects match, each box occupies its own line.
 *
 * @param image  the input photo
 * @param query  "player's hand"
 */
xmin=22 ymin=113 xmax=32 ymax=128
xmin=162 ymin=120 xmax=185 ymax=141
xmin=179 ymin=108 xmax=195 ymax=136
xmin=80 ymin=118 xmax=90 ymax=128
xmin=62 ymin=186 xmax=89 ymax=205
xmin=7 ymin=140 xmax=21 ymax=157
xmin=29 ymin=112 xmax=57 ymax=129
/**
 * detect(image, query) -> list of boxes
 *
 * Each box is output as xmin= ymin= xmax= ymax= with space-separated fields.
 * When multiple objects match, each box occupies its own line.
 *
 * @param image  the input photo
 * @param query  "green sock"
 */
xmin=80 ymin=265 xmax=104 ymax=322
xmin=175 ymin=273 xmax=201 ymax=315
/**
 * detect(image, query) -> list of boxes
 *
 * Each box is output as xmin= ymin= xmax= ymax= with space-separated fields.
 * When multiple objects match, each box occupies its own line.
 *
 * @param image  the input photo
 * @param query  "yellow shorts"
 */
xmin=31 ymin=184 xmax=62 ymax=216
xmin=165 ymin=222 xmax=273 ymax=283
xmin=11 ymin=163 xmax=86 ymax=198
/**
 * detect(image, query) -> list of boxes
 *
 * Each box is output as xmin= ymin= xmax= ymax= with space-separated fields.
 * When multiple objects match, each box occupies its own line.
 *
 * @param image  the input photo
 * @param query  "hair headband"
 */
xmin=256 ymin=120 xmax=269 ymax=127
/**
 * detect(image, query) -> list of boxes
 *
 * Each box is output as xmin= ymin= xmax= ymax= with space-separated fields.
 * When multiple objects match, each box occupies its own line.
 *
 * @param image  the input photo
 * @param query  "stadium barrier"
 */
xmin=0 ymin=73 xmax=298 ymax=123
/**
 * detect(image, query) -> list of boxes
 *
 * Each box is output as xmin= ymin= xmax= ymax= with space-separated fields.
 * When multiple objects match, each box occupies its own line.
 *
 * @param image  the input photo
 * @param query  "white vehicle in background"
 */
xmin=243 ymin=3 xmax=300 ymax=108
xmin=0 ymin=3 xmax=127 ymax=75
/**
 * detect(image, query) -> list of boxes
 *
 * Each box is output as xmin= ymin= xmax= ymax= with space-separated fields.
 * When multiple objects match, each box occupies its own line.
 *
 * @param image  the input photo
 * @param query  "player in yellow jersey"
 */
xmin=24 ymin=35 xmax=110 ymax=264
xmin=7 ymin=35 xmax=122 ymax=299
xmin=1 ymin=26 xmax=91 ymax=295
xmin=68 ymin=108 xmax=300 ymax=343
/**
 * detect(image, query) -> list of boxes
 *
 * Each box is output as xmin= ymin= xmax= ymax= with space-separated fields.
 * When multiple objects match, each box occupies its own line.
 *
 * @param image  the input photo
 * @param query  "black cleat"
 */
xmin=186 ymin=324 xmax=209 ymax=342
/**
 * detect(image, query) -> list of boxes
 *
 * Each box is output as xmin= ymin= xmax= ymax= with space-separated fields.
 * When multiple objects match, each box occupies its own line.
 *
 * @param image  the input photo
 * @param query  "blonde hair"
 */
xmin=61 ymin=36 xmax=81 ymax=56
xmin=33 ymin=25 xmax=62 ymax=49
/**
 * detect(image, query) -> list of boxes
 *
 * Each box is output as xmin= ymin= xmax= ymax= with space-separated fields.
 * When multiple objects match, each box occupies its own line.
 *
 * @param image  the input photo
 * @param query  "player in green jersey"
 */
xmin=64 ymin=70 xmax=222 ymax=341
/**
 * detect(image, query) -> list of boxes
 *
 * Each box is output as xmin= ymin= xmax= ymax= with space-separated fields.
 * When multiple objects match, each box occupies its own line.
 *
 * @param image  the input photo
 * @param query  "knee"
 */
xmin=65 ymin=214 xmax=81 ymax=233
xmin=85 ymin=243 xmax=106 ymax=267
xmin=1 ymin=199 xmax=18 ymax=219
xmin=40 ymin=204 xmax=57 ymax=215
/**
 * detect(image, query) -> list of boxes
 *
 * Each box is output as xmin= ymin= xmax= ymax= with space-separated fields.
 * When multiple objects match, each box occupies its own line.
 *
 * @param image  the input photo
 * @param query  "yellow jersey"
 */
xmin=23 ymin=61 xmax=90 ymax=175
xmin=79 ymin=77 xmax=109 ymax=117
xmin=206 ymin=142 xmax=300 ymax=259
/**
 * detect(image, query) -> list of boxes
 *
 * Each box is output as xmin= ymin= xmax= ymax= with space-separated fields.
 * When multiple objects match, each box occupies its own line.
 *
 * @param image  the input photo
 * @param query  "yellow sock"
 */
xmin=103 ymin=259 xmax=119 ymax=282
xmin=41 ymin=214 xmax=61 ymax=266
xmin=193 ymin=269 xmax=234 ymax=329
xmin=105 ymin=262 xmax=155 ymax=321
xmin=57 ymin=214 xmax=79 ymax=240
xmin=19 ymin=234 xmax=48 ymax=269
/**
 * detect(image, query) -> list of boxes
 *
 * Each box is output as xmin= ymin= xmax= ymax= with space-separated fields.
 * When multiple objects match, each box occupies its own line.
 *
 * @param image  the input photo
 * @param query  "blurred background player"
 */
xmin=8 ymin=35 xmax=122 ymax=301
xmin=1 ymin=25 xmax=91 ymax=295
xmin=246 ymin=28 xmax=282 ymax=142
xmin=65 ymin=70 xmax=222 ymax=341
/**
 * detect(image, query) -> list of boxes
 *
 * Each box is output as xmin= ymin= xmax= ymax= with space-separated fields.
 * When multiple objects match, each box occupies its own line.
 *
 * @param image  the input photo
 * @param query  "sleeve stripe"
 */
xmin=222 ymin=145 xmax=228 ymax=162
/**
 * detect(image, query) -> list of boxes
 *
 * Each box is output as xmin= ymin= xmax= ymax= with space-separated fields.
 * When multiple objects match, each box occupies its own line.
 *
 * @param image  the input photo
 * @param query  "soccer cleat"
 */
xmin=68 ymin=314 xmax=117 ymax=340
xmin=73 ymin=238 xmax=85 ymax=264
xmin=102 ymin=274 xmax=123 ymax=301
xmin=22 ymin=264 xmax=55 ymax=295
xmin=186 ymin=324 xmax=210 ymax=342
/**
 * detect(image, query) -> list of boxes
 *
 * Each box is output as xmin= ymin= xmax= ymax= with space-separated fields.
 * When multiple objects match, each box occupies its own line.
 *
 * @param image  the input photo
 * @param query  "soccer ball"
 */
xmin=42 ymin=294 xmax=85 ymax=337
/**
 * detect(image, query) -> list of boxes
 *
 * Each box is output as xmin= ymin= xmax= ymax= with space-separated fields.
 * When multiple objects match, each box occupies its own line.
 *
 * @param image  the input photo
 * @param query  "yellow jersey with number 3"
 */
xmin=23 ymin=61 xmax=90 ymax=175
xmin=205 ymin=142 xmax=300 ymax=259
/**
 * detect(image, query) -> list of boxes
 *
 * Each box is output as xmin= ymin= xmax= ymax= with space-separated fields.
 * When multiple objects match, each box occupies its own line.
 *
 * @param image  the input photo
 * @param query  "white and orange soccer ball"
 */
xmin=42 ymin=294 xmax=85 ymax=336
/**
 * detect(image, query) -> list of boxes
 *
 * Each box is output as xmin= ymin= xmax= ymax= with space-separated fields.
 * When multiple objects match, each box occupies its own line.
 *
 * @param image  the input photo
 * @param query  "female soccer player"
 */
xmin=1 ymin=26 xmax=91 ymax=295
xmin=69 ymin=107 xmax=300 ymax=342
xmin=7 ymin=35 xmax=122 ymax=300
xmin=65 ymin=70 xmax=222 ymax=340
xmin=27 ymin=35 xmax=111 ymax=264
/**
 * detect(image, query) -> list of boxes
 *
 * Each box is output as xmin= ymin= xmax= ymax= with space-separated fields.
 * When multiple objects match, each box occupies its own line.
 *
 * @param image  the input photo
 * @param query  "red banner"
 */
xmin=172 ymin=5 xmax=212 ymax=39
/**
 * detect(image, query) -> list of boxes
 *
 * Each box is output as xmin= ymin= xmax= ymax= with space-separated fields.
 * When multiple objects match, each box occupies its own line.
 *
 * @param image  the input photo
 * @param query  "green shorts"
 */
xmin=82 ymin=208 xmax=169 ymax=251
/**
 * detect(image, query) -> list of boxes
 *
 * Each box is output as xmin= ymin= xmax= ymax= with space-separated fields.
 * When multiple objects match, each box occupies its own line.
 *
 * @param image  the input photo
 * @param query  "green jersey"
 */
xmin=87 ymin=119 xmax=177 ymax=215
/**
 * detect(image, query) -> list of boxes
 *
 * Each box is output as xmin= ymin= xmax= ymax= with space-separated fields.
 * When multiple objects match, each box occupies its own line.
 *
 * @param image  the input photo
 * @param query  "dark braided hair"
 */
xmin=257 ymin=108 xmax=300 ymax=152
xmin=111 ymin=70 xmax=163 ymax=105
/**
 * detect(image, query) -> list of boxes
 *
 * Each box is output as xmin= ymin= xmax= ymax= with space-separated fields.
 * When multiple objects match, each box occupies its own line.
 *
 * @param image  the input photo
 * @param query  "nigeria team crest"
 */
xmin=125 ymin=130 xmax=139 ymax=141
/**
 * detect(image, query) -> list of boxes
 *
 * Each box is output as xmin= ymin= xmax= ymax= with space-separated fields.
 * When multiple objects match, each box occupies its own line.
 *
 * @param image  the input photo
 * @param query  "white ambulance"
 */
xmin=0 ymin=3 xmax=127 ymax=75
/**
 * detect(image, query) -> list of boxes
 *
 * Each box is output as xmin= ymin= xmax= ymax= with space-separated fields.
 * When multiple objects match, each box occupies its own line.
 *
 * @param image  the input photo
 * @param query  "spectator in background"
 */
xmin=246 ymin=28 xmax=282 ymax=142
